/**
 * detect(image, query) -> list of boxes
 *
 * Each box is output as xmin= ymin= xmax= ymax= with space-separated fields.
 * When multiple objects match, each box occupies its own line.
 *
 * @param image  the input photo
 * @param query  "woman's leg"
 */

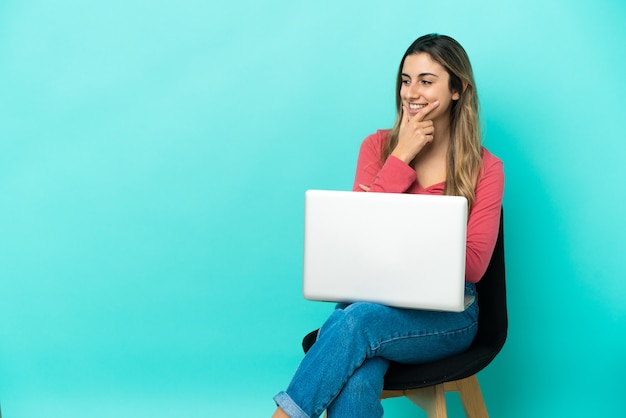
xmin=325 ymin=357 xmax=389 ymax=418
xmin=273 ymin=306 xmax=378 ymax=418
xmin=271 ymin=407 xmax=289 ymax=418
xmin=273 ymin=299 xmax=478 ymax=418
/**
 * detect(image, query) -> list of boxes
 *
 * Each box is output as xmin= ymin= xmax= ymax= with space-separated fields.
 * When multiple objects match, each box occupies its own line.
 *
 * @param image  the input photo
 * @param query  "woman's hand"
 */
xmin=391 ymin=101 xmax=440 ymax=164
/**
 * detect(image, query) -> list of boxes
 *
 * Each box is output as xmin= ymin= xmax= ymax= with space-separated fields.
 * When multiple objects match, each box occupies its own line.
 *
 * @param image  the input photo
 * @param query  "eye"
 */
xmin=401 ymin=79 xmax=410 ymax=85
xmin=420 ymin=79 xmax=433 ymax=86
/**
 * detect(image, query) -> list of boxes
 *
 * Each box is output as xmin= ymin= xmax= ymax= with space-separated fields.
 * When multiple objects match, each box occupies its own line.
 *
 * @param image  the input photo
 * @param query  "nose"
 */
xmin=407 ymin=80 xmax=422 ymax=99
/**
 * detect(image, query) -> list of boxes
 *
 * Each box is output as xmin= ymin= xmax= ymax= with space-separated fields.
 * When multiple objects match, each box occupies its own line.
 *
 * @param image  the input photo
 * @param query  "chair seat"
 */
xmin=303 ymin=329 xmax=503 ymax=391
xmin=382 ymin=344 xmax=499 ymax=390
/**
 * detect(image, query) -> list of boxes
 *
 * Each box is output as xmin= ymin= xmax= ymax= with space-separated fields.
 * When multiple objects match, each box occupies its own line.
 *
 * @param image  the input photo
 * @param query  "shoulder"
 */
xmin=359 ymin=129 xmax=390 ymax=153
xmin=362 ymin=129 xmax=390 ymax=145
xmin=480 ymin=147 xmax=503 ymax=173
xmin=361 ymin=129 xmax=389 ymax=152
xmin=476 ymin=147 xmax=504 ymax=193
xmin=364 ymin=129 xmax=389 ymax=143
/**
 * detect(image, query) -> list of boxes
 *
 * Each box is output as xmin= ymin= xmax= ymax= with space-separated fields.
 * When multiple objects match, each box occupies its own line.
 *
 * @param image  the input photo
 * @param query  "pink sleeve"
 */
xmin=352 ymin=131 xmax=416 ymax=193
xmin=464 ymin=150 xmax=504 ymax=283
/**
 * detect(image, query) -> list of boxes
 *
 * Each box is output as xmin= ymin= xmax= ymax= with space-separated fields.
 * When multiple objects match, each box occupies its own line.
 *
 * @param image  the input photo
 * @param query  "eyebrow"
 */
xmin=401 ymin=72 xmax=440 ymax=78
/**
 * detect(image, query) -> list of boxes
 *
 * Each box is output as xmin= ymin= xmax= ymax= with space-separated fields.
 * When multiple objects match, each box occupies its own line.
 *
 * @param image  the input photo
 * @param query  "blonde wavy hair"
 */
xmin=383 ymin=34 xmax=483 ymax=209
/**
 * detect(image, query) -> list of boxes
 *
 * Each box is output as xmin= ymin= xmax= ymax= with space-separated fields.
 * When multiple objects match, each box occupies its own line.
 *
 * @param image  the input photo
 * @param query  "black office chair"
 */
xmin=302 ymin=209 xmax=506 ymax=417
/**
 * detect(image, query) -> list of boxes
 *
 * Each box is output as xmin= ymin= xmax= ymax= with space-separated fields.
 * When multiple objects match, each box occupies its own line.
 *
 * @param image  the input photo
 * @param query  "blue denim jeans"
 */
xmin=274 ymin=283 xmax=478 ymax=418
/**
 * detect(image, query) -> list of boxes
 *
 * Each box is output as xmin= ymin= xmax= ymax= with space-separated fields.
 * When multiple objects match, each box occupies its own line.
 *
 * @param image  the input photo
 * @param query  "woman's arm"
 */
xmin=352 ymin=131 xmax=417 ymax=193
xmin=464 ymin=150 xmax=504 ymax=283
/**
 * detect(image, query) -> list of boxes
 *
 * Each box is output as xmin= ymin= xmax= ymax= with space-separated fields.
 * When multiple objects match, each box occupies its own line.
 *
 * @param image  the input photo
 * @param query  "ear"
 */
xmin=452 ymin=81 xmax=469 ymax=101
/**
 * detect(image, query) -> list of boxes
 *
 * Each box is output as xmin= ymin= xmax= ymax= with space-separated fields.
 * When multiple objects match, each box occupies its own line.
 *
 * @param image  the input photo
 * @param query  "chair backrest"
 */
xmin=473 ymin=208 xmax=507 ymax=351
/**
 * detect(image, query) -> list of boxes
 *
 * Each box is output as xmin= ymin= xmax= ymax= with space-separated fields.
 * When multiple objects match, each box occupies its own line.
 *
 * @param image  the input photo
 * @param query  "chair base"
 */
xmin=381 ymin=375 xmax=489 ymax=418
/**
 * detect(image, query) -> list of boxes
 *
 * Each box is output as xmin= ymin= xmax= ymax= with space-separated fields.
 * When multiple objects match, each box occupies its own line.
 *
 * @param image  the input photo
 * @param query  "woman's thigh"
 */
xmin=332 ymin=301 xmax=478 ymax=364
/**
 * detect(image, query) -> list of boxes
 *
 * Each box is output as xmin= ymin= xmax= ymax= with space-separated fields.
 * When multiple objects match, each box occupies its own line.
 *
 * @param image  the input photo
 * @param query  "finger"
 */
xmin=400 ymin=105 xmax=409 ymax=127
xmin=422 ymin=123 xmax=435 ymax=135
xmin=358 ymin=184 xmax=371 ymax=192
xmin=410 ymin=122 xmax=434 ymax=139
xmin=414 ymin=100 xmax=440 ymax=122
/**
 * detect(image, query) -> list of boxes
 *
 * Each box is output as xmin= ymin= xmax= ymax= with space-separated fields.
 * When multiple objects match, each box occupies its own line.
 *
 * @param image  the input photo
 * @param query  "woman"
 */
xmin=272 ymin=34 xmax=504 ymax=418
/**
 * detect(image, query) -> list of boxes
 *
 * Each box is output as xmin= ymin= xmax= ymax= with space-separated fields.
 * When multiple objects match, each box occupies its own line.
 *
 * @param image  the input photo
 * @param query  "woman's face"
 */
xmin=399 ymin=53 xmax=460 ymax=122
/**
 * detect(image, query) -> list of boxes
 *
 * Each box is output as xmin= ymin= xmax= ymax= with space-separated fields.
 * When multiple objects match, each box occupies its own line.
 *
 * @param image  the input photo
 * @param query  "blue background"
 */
xmin=1 ymin=0 xmax=625 ymax=416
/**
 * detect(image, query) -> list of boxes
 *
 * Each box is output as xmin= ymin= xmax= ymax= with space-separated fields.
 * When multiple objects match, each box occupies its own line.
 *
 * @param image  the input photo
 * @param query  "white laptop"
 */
xmin=302 ymin=190 xmax=471 ymax=312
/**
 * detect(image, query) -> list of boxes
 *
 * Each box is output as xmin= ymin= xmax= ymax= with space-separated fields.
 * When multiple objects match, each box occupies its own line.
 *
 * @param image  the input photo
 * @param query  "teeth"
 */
xmin=409 ymin=103 xmax=427 ymax=110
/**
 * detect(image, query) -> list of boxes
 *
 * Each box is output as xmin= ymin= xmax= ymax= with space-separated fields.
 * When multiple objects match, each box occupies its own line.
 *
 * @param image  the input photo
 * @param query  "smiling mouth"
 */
xmin=408 ymin=103 xmax=428 ymax=110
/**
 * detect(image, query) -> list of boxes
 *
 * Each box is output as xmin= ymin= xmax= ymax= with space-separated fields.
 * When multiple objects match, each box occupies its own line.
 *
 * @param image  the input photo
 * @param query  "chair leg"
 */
xmin=327 ymin=375 xmax=486 ymax=417
xmin=455 ymin=375 xmax=488 ymax=418
xmin=404 ymin=384 xmax=448 ymax=418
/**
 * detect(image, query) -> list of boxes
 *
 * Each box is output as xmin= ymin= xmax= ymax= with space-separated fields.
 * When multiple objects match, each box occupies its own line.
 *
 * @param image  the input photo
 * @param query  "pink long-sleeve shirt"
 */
xmin=352 ymin=130 xmax=504 ymax=283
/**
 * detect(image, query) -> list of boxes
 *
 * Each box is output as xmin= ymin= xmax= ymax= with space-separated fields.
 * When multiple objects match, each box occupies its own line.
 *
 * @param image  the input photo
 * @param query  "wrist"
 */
xmin=390 ymin=149 xmax=414 ymax=165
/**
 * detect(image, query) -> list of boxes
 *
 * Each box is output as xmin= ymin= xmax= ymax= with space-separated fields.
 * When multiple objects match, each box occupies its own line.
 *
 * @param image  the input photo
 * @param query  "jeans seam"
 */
xmin=370 ymin=320 xmax=478 ymax=353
